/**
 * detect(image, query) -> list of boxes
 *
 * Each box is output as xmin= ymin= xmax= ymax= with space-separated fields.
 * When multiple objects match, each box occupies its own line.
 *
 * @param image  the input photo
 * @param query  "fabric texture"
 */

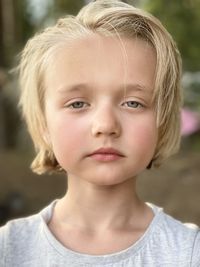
xmin=0 ymin=200 xmax=200 ymax=267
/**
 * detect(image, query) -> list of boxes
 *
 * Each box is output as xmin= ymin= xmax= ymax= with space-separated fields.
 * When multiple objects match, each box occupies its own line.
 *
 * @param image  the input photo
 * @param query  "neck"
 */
xmin=54 ymin=175 xmax=149 ymax=232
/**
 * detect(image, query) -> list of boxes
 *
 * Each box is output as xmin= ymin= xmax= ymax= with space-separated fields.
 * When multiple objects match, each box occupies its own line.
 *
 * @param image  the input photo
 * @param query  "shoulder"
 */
xmin=0 ymin=201 xmax=56 ymax=266
xmin=0 ymin=200 xmax=55 ymax=245
xmin=152 ymin=207 xmax=200 ymax=265
xmin=0 ymin=211 xmax=43 ymax=266
xmin=161 ymin=211 xmax=198 ymax=238
xmin=0 ymin=212 xmax=42 ymax=245
xmin=0 ymin=212 xmax=41 ymax=237
xmin=190 ymin=226 xmax=200 ymax=266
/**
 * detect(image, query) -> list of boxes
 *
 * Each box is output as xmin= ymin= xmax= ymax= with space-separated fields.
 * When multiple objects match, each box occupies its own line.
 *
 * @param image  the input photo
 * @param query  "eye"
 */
xmin=122 ymin=101 xmax=143 ymax=108
xmin=67 ymin=101 xmax=88 ymax=109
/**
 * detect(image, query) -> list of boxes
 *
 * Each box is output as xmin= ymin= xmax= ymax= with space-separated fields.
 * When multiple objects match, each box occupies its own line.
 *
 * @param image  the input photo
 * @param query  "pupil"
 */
xmin=75 ymin=102 xmax=82 ymax=108
xmin=129 ymin=101 xmax=137 ymax=107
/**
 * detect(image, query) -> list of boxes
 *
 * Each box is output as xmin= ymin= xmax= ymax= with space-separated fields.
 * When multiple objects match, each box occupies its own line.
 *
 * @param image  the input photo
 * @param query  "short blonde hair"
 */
xmin=19 ymin=0 xmax=182 ymax=174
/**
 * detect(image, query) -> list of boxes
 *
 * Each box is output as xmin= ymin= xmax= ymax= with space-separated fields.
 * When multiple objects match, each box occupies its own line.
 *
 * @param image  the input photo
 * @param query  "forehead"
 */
xmin=45 ymin=34 xmax=156 ymax=95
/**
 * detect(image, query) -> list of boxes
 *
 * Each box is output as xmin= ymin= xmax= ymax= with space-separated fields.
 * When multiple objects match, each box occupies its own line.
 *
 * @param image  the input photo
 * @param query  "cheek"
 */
xmin=126 ymin=116 xmax=158 ymax=149
xmin=48 ymin=116 xmax=88 ymax=157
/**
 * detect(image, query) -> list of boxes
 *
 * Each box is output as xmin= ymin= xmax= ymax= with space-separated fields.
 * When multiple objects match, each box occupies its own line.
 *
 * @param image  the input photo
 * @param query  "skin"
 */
xmin=44 ymin=34 xmax=158 ymax=255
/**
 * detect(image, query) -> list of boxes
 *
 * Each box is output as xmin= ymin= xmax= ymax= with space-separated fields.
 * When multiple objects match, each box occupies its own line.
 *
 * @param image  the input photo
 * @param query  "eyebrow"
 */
xmin=57 ymin=83 xmax=92 ymax=94
xmin=57 ymin=83 xmax=152 ymax=95
xmin=123 ymin=83 xmax=152 ymax=95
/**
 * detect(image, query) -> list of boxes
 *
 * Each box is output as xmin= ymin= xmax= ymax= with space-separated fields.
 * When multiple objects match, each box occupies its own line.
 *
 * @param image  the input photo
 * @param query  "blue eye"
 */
xmin=123 ymin=101 xmax=142 ymax=108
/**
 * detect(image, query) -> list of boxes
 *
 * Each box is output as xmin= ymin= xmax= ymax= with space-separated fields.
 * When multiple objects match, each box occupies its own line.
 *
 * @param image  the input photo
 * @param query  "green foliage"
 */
xmin=0 ymin=0 xmax=35 ymax=67
xmin=32 ymin=0 xmax=86 ymax=32
xmin=15 ymin=0 xmax=35 ymax=43
xmin=53 ymin=0 xmax=85 ymax=17
xmin=143 ymin=0 xmax=200 ymax=71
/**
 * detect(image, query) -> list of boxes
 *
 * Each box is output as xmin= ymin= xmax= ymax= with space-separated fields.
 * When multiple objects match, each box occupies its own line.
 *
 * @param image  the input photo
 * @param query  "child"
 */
xmin=0 ymin=0 xmax=199 ymax=266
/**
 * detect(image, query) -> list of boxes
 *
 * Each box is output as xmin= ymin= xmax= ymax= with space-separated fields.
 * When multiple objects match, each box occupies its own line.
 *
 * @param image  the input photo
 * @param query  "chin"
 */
xmin=86 ymin=174 xmax=135 ymax=187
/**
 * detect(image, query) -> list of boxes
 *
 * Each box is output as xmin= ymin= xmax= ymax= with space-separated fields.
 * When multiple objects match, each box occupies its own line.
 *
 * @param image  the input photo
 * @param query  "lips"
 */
xmin=88 ymin=148 xmax=124 ymax=161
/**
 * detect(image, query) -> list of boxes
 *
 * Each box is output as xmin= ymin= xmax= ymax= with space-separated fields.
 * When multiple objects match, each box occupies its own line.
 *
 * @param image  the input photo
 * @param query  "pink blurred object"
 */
xmin=181 ymin=108 xmax=200 ymax=136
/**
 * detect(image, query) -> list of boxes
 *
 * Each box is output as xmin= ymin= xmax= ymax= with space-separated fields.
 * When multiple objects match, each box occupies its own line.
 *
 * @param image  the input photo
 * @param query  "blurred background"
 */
xmin=0 ymin=0 xmax=200 ymax=226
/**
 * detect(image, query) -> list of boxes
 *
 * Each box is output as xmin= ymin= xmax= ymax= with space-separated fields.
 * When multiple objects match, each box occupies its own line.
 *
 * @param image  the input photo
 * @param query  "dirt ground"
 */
xmin=0 ymin=146 xmax=200 ymax=226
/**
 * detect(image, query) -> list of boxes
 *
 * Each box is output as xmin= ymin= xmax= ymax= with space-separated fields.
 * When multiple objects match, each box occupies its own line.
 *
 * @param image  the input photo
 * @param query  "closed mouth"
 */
xmin=88 ymin=148 xmax=125 ymax=158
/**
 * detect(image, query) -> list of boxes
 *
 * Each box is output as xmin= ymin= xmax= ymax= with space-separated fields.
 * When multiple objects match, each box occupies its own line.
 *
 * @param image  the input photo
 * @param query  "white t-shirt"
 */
xmin=0 ymin=200 xmax=200 ymax=266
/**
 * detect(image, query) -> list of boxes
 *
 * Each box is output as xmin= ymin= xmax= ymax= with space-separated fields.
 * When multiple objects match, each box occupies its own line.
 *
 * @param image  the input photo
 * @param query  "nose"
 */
xmin=91 ymin=104 xmax=121 ymax=138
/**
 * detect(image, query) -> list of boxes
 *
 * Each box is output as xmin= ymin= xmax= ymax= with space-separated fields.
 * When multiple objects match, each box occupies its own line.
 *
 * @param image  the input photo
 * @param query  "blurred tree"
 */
xmin=53 ymin=0 xmax=141 ymax=17
xmin=0 ymin=0 xmax=34 ymax=67
xmin=123 ymin=0 xmax=141 ymax=5
xmin=31 ymin=0 xmax=86 ymax=30
xmin=54 ymin=0 xmax=85 ymax=15
xmin=43 ymin=0 xmax=141 ymax=26
xmin=0 ymin=0 xmax=34 ymax=150
xmin=143 ymin=0 xmax=200 ymax=71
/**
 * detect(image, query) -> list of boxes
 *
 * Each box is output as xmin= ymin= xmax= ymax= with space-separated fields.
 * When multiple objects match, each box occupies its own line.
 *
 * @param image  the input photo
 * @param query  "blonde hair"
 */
xmin=18 ymin=0 xmax=182 ymax=174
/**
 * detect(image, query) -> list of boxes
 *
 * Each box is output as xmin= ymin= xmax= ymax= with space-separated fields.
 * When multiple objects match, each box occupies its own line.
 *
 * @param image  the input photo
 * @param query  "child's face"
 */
xmin=45 ymin=34 xmax=157 ymax=185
